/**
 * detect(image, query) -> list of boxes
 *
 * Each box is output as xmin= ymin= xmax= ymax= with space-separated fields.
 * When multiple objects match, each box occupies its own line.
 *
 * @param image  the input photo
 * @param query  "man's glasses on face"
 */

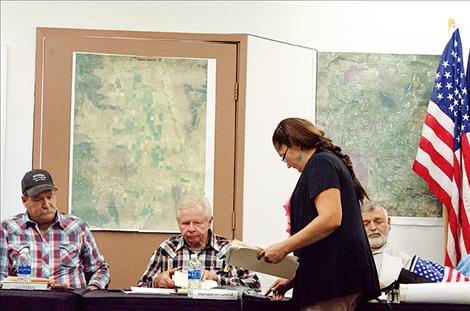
xmin=281 ymin=147 xmax=289 ymax=163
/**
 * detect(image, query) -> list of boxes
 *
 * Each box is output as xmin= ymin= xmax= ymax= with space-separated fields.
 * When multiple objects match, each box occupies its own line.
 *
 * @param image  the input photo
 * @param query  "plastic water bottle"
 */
xmin=187 ymin=254 xmax=202 ymax=297
xmin=17 ymin=248 xmax=32 ymax=282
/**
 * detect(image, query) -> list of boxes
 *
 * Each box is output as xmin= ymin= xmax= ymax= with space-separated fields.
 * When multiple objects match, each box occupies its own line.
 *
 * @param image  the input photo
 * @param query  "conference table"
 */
xmin=1 ymin=288 xmax=469 ymax=311
xmin=0 ymin=288 xmax=86 ymax=311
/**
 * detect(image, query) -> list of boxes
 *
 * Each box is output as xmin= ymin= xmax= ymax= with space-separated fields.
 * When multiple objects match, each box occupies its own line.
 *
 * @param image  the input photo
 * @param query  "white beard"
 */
xmin=368 ymin=234 xmax=387 ymax=249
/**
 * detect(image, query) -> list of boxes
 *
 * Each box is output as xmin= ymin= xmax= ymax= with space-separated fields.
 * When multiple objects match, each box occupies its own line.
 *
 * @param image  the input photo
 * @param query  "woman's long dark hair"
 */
xmin=272 ymin=117 xmax=369 ymax=203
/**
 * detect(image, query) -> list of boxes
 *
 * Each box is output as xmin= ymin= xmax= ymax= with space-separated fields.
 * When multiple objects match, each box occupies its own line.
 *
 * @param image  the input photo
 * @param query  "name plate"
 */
xmin=192 ymin=289 xmax=239 ymax=300
xmin=1 ymin=281 xmax=49 ymax=290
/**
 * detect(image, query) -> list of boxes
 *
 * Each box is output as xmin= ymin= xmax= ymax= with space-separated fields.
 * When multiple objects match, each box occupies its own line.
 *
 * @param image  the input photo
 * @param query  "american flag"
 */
xmin=412 ymin=28 xmax=470 ymax=268
xmin=410 ymin=256 xmax=469 ymax=282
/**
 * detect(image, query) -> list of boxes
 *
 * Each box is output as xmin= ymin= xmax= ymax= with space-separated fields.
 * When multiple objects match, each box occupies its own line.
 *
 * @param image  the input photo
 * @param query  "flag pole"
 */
xmin=442 ymin=18 xmax=455 ymax=263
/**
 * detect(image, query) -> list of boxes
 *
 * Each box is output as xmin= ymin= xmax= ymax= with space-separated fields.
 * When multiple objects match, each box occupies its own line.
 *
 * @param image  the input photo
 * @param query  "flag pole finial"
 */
xmin=448 ymin=18 xmax=456 ymax=32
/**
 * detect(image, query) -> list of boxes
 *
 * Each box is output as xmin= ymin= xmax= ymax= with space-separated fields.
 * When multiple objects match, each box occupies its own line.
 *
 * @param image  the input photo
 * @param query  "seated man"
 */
xmin=0 ymin=169 xmax=110 ymax=289
xmin=361 ymin=201 xmax=411 ymax=287
xmin=137 ymin=195 xmax=261 ymax=291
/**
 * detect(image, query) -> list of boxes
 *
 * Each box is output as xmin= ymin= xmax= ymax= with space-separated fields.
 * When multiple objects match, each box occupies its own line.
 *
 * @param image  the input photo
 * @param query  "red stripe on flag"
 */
xmin=424 ymin=112 xmax=455 ymax=150
xmin=445 ymin=252 xmax=453 ymax=269
xmin=417 ymin=137 xmax=453 ymax=180
xmin=446 ymin=209 xmax=461 ymax=266
xmin=412 ymin=161 xmax=451 ymax=208
xmin=445 ymin=153 xmax=462 ymax=266
xmin=445 ymin=268 xmax=453 ymax=282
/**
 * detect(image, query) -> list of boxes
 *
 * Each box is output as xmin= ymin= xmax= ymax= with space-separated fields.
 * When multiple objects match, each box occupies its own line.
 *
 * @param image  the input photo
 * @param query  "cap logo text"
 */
xmin=32 ymin=174 xmax=47 ymax=182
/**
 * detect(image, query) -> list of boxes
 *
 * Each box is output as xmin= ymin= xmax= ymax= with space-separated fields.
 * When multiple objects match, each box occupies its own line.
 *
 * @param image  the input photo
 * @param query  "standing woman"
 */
xmin=259 ymin=118 xmax=380 ymax=311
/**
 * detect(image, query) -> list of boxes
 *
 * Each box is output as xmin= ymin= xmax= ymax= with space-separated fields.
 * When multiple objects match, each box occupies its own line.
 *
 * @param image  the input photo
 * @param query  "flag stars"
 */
xmin=442 ymin=60 xmax=450 ymax=68
xmin=444 ymin=72 xmax=451 ymax=79
xmin=437 ymin=93 xmax=444 ymax=100
xmin=435 ymin=82 xmax=442 ymax=90
xmin=435 ymin=72 xmax=441 ymax=79
xmin=445 ymin=82 xmax=453 ymax=90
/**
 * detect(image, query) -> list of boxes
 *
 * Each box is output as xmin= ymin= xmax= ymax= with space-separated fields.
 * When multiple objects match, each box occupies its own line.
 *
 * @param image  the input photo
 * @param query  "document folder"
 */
xmin=226 ymin=240 xmax=299 ymax=279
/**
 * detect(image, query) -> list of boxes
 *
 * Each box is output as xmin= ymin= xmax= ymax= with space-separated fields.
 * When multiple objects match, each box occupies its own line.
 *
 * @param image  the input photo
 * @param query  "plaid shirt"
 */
xmin=0 ymin=211 xmax=110 ymax=289
xmin=137 ymin=230 xmax=260 ymax=291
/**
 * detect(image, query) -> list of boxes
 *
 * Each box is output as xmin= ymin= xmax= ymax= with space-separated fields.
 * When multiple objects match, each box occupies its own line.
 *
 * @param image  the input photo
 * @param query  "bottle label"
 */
xmin=188 ymin=269 xmax=201 ymax=280
xmin=18 ymin=264 xmax=31 ymax=275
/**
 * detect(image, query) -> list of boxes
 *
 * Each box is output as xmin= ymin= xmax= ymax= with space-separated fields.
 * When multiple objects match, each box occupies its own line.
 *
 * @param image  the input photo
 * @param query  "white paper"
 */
xmin=226 ymin=241 xmax=299 ymax=279
xmin=172 ymin=271 xmax=218 ymax=289
xmin=379 ymin=253 xmax=404 ymax=287
xmin=129 ymin=287 xmax=175 ymax=295
xmin=173 ymin=271 xmax=188 ymax=288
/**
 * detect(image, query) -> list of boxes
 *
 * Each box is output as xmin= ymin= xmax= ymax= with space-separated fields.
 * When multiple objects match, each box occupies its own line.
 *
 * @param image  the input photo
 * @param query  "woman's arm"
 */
xmin=259 ymin=188 xmax=342 ymax=263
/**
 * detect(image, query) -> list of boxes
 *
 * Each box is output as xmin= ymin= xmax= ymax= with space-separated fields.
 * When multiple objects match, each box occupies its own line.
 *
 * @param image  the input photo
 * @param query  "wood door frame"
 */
xmin=33 ymin=27 xmax=249 ymax=287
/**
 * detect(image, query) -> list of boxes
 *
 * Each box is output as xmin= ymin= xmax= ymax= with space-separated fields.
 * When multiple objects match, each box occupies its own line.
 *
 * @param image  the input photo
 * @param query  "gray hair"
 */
xmin=361 ymin=201 xmax=389 ymax=218
xmin=176 ymin=195 xmax=212 ymax=218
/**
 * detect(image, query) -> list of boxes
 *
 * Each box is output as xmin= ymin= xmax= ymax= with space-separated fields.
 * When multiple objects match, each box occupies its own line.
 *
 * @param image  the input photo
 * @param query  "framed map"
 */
xmin=316 ymin=52 xmax=441 ymax=217
xmin=69 ymin=53 xmax=216 ymax=231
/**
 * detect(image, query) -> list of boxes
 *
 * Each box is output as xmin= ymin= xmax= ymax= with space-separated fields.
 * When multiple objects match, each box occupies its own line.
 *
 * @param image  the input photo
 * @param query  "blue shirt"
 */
xmin=456 ymin=255 xmax=470 ymax=277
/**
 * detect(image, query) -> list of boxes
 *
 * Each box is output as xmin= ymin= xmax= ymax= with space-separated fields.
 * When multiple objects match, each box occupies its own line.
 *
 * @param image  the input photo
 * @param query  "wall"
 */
xmin=2 ymin=1 xmax=470 ymax=272
xmin=242 ymin=36 xmax=315 ymax=248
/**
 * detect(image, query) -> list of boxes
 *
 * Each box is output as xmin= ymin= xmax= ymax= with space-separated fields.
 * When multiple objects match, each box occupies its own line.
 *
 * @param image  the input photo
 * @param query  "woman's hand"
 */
xmin=265 ymin=278 xmax=294 ymax=300
xmin=257 ymin=241 xmax=289 ymax=264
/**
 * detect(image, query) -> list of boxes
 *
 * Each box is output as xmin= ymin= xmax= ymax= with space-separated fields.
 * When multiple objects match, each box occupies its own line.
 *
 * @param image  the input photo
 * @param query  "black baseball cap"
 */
xmin=21 ymin=169 xmax=58 ymax=197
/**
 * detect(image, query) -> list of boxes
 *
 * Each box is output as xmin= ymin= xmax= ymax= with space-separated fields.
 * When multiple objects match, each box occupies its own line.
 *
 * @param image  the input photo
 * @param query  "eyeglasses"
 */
xmin=281 ymin=147 xmax=289 ymax=163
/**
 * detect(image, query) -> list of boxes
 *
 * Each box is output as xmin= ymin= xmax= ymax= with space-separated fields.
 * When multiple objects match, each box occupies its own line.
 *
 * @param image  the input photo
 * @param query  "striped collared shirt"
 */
xmin=0 ymin=211 xmax=110 ymax=288
xmin=137 ymin=230 xmax=260 ymax=291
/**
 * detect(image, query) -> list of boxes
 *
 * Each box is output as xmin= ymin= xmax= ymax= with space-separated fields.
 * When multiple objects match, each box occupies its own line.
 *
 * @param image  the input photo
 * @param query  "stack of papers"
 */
xmin=1 ymin=276 xmax=52 ymax=290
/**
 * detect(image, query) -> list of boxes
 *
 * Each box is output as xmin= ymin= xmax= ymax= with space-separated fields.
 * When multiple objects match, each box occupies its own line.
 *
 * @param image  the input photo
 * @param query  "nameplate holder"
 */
xmin=1 ymin=281 xmax=49 ymax=290
xmin=191 ymin=289 xmax=239 ymax=300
